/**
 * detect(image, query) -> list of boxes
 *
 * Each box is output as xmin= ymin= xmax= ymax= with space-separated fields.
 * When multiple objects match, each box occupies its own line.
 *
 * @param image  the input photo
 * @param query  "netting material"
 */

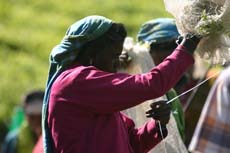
xmin=164 ymin=0 xmax=230 ymax=64
xmin=119 ymin=38 xmax=188 ymax=153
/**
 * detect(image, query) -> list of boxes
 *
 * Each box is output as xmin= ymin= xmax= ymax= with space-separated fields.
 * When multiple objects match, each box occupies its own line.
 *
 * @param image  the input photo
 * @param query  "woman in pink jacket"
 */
xmin=42 ymin=15 xmax=200 ymax=153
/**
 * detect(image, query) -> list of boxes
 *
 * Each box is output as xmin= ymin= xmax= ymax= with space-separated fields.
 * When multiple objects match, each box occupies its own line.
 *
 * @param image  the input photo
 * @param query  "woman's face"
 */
xmin=150 ymin=46 xmax=175 ymax=65
xmin=150 ymin=49 xmax=171 ymax=65
xmin=93 ymin=41 xmax=123 ymax=73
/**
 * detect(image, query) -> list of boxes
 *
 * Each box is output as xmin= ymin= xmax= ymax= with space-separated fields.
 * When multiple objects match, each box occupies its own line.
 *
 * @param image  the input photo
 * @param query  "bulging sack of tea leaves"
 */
xmin=164 ymin=0 xmax=230 ymax=64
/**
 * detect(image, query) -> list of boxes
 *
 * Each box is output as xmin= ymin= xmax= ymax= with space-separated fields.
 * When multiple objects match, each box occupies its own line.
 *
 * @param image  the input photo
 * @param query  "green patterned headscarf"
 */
xmin=42 ymin=15 xmax=113 ymax=153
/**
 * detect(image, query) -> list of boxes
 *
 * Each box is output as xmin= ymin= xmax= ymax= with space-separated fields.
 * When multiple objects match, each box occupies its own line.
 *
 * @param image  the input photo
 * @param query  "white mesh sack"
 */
xmin=164 ymin=0 xmax=230 ymax=64
xmin=119 ymin=37 xmax=188 ymax=153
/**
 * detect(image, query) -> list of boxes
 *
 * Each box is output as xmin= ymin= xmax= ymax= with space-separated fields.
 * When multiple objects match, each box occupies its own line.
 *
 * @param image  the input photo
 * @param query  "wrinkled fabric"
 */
xmin=137 ymin=18 xmax=179 ymax=45
xmin=42 ymin=15 xmax=113 ymax=153
xmin=189 ymin=66 xmax=230 ymax=153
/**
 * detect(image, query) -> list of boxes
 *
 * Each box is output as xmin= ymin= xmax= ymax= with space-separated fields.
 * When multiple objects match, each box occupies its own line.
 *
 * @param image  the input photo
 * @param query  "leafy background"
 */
xmin=0 ymin=0 xmax=170 ymax=127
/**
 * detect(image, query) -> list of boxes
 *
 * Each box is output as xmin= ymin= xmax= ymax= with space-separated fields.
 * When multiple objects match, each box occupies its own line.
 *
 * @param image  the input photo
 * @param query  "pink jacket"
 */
xmin=48 ymin=46 xmax=194 ymax=153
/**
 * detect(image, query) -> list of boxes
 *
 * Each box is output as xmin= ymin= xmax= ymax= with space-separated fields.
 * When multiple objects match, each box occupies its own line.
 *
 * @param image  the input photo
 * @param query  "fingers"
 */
xmin=179 ymin=33 xmax=202 ymax=54
xmin=147 ymin=111 xmax=170 ymax=119
xmin=118 ymin=51 xmax=132 ymax=68
xmin=146 ymin=100 xmax=171 ymax=125
xmin=150 ymin=100 xmax=170 ymax=111
xmin=146 ymin=107 xmax=170 ymax=118
xmin=146 ymin=112 xmax=170 ymax=125
xmin=176 ymin=35 xmax=183 ymax=45
xmin=119 ymin=51 xmax=129 ymax=61
xmin=146 ymin=105 xmax=170 ymax=116
xmin=150 ymin=100 xmax=167 ymax=107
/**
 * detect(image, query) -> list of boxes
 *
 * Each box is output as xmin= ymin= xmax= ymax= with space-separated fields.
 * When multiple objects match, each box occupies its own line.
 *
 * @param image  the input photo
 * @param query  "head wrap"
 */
xmin=42 ymin=15 xmax=113 ymax=152
xmin=137 ymin=18 xmax=179 ymax=45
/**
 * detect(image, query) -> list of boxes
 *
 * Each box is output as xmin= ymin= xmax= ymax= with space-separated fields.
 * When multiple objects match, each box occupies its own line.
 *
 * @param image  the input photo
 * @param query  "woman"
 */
xmin=42 ymin=15 xmax=200 ymax=153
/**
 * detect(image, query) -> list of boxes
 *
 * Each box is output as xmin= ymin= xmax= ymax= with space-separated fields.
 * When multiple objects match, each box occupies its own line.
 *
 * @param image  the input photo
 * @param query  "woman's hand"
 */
xmin=177 ymin=34 xmax=202 ymax=54
xmin=118 ymin=50 xmax=132 ymax=68
xmin=146 ymin=100 xmax=171 ymax=125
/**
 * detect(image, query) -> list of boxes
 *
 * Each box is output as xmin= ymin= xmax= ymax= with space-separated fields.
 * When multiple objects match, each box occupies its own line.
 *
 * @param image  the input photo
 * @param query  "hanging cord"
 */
xmin=183 ymin=61 xmax=230 ymax=111
xmin=157 ymin=65 xmax=220 ymax=153
xmin=183 ymin=64 xmax=213 ymax=112
xmin=158 ymin=121 xmax=168 ymax=153
xmin=182 ymin=77 xmax=203 ymax=112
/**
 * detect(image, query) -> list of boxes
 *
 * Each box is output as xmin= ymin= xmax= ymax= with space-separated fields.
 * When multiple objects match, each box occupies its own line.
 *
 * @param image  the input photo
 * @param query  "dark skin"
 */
xmin=150 ymin=49 xmax=173 ymax=65
xmin=146 ymin=100 xmax=171 ymax=125
xmin=92 ymin=42 xmax=123 ymax=73
xmin=149 ymin=41 xmax=176 ymax=65
xmin=77 ymin=41 xmax=124 ymax=73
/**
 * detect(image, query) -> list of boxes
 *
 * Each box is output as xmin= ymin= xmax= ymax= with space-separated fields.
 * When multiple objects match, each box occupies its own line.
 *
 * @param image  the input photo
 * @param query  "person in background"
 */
xmin=2 ymin=90 xmax=44 ymax=153
xmin=137 ymin=18 xmax=186 ymax=141
xmin=136 ymin=18 xmax=213 ymax=148
xmin=42 ymin=15 xmax=200 ymax=153
xmin=189 ymin=65 xmax=230 ymax=153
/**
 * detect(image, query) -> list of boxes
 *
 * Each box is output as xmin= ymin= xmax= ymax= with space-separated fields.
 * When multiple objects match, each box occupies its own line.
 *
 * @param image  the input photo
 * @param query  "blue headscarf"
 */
xmin=137 ymin=18 xmax=179 ymax=44
xmin=42 ymin=15 xmax=113 ymax=152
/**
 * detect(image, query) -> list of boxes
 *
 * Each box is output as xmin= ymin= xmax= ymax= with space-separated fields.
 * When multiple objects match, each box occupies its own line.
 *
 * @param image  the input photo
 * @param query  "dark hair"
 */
xmin=77 ymin=23 xmax=127 ymax=60
xmin=22 ymin=90 xmax=44 ymax=105
xmin=105 ymin=23 xmax=127 ymax=42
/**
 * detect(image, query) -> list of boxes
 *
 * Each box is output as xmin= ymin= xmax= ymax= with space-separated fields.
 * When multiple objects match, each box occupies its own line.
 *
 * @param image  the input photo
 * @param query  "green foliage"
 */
xmin=197 ymin=10 xmax=224 ymax=35
xmin=0 ymin=0 xmax=170 ymax=124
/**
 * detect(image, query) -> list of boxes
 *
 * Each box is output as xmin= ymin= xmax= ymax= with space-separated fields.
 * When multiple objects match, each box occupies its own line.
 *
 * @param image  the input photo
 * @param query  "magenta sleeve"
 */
xmin=121 ymin=113 xmax=165 ymax=153
xmin=52 ymin=45 xmax=194 ymax=113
